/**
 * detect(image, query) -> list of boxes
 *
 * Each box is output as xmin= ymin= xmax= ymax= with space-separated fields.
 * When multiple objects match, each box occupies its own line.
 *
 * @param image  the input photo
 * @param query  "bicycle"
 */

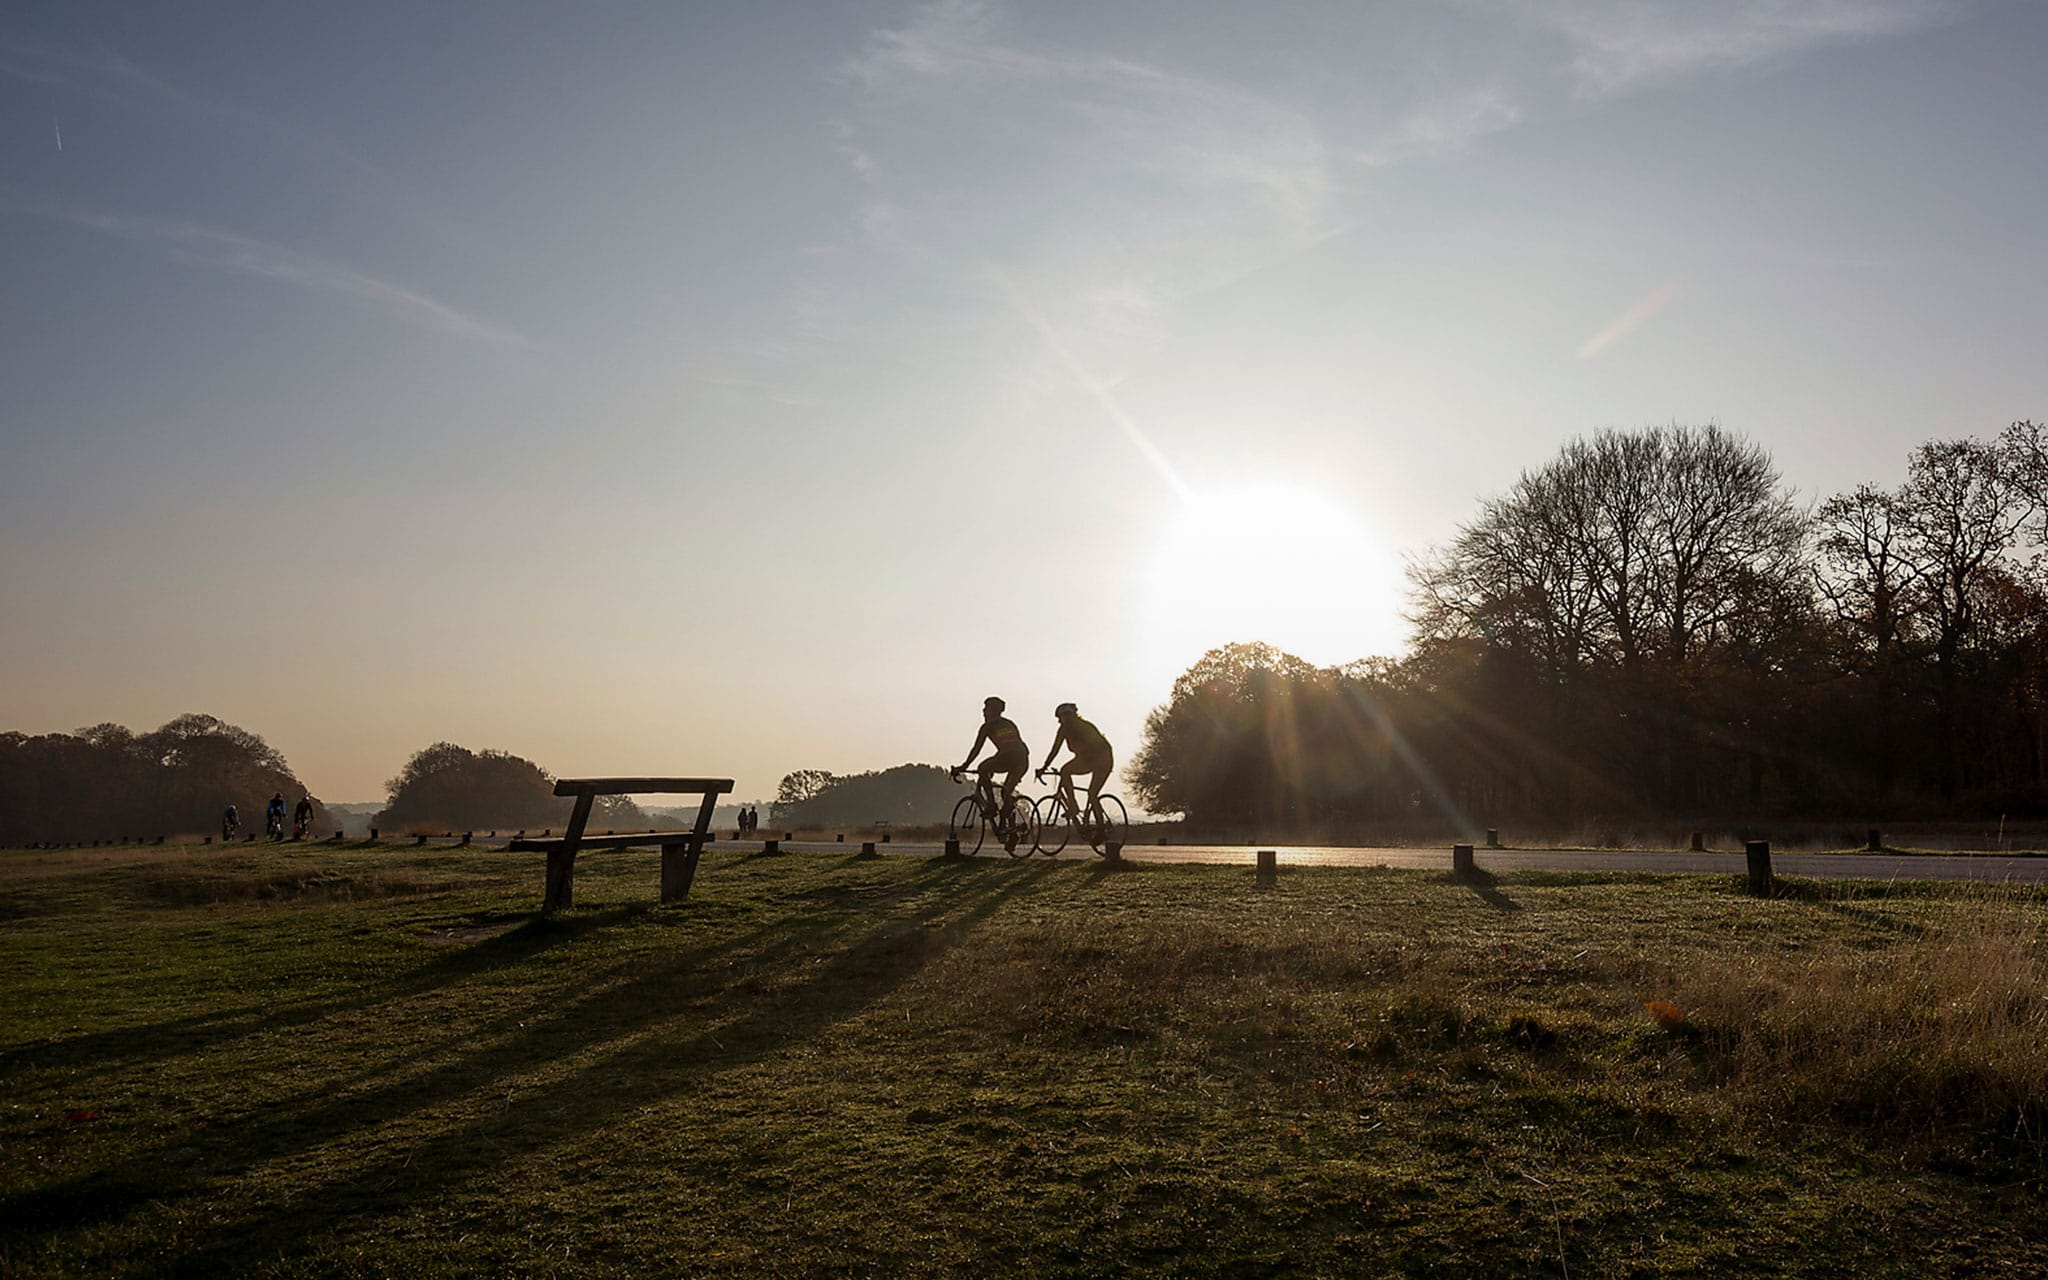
xmin=1032 ymin=769 xmax=1129 ymax=857
xmin=266 ymin=813 xmax=284 ymax=841
xmin=947 ymin=768 xmax=1038 ymax=858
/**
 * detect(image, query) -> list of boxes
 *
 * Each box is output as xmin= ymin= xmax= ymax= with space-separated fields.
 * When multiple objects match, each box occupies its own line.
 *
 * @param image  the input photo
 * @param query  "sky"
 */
xmin=3 ymin=0 xmax=2045 ymax=805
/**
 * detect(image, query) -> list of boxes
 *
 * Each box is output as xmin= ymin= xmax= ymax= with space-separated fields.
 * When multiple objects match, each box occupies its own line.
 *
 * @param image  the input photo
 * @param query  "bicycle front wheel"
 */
xmin=1002 ymin=794 xmax=1038 ymax=858
xmin=1085 ymin=795 xmax=1129 ymax=854
xmin=949 ymin=795 xmax=985 ymax=856
xmin=1033 ymin=794 xmax=1071 ymax=856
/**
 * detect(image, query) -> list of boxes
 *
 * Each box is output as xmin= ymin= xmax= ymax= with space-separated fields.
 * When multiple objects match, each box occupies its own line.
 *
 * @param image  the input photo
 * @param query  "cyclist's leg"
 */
xmin=1085 ymin=754 xmax=1112 ymax=810
xmin=975 ymin=758 xmax=999 ymax=816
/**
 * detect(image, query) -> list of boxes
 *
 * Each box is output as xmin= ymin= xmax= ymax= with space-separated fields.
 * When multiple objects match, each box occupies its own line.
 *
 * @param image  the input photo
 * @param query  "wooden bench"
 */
xmin=507 ymin=776 xmax=733 ymax=912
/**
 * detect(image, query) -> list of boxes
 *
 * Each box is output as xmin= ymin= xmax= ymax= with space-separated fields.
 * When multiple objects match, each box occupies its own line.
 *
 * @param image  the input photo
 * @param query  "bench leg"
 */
xmin=545 ymin=848 xmax=575 ymax=912
xmin=661 ymin=839 xmax=703 ymax=902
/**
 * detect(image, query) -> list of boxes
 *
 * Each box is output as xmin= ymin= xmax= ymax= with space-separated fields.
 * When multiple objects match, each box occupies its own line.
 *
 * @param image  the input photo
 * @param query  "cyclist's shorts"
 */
xmin=1067 ymin=752 xmax=1113 ymax=779
xmin=979 ymin=747 xmax=1029 ymax=778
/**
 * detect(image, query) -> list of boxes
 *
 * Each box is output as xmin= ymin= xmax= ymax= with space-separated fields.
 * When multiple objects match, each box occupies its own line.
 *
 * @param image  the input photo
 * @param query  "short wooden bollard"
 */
xmin=1104 ymin=841 xmax=1124 ymax=862
xmin=1690 ymin=831 xmax=1705 ymax=851
xmin=203 ymin=836 xmax=212 ymax=844
xmin=416 ymin=834 xmax=428 ymax=845
xmin=245 ymin=834 xmax=256 ymax=842
xmin=1485 ymin=828 xmax=1501 ymax=849
xmin=859 ymin=840 xmax=878 ymax=859
xmin=881 ymin=833 xmax=891 ymax=843
xmin=1453 ymin=843 xmax=1475 ymax=877
xmin=155 ymin=835 xmax=165 ymax=845
xmin=783 ymin=831 xmax=793 ymax=841
xmin=330 ymin=831 xmax=342 ymax=841
xmin=1868 ymin=828 xmax=1883 ymax=851
xmin=1745 ymin=840 xmax=1773 ymax=895
xmin=944 ymin=838 xmax=961 ymax=857
xmin=836 ymin=833 xmax=844 ymax=842
xmin=1256 ymin=849 xmax=1277 ymax=886
xmin=461 ymin=832 xmax=472 ymax=846
xmin=763 ymin=839 xmax=780 ymax=855
xmin=369 ymin=827 xmax=379 ymax=841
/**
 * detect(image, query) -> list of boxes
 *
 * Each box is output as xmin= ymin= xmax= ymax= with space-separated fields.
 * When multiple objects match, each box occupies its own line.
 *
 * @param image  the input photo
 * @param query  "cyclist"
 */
xmin=266 ymin=792 xmax=286 ymax=840
xmin=221 ymin=803 xmax=239 ymax=842
xmin=953 ymin=696 xmax=1029 ymax=825
xmin=1038 ymin=702 xmax=1114 ymax=815
xmin=292 ymin=794 xmax=314 ymax=840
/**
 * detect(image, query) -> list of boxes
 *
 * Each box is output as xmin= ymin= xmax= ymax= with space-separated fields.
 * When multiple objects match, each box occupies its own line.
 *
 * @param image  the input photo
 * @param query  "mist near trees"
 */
xmin=1132 ymin=423 xmax=2047 ymax=832
xmin=0 ymin=715 xmax=329 ymax=844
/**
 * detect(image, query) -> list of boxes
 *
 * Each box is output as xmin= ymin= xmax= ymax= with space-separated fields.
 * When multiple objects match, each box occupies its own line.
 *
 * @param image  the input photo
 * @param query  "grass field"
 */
xmin=4 ymin=842 xmax=2047 ymax=1277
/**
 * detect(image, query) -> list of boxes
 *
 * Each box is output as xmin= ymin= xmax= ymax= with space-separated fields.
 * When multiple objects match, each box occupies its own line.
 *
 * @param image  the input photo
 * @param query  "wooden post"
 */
xmin=1745 ymin=840 xmax=1773 ymax=895
xmin=545 ymin=792 xmax=596 ymax=913
xmin=836 ymin=833 xmax=844 ymax=842
xmin=204 ymin=836 xmax=212 ymax=844
xmin=859 ymin=840 xmax=878 ymax=858
xmin=659 ymin=837 xmax=697 ymax=901
xmin=783 ymin=831 xmax=793 ymax=841
xmin=1867 ymin=828 xmax=1883 ymax=851
xmin=763 ymin=839 xmax=780 ymax=855
xmin=330 ymin=831 xmax=342 ymax=841
xmin=369 ymin=827 xmax=379 ymax=841
xmin=1256 ymin=849 xmax=1277 ymax=885
xmin=944 ymin=838 xmax=961 ymax=857
xmin=1104 ymin=841 xmax=1124 ymax=862
xmin=416 ymin=834 xmax=428 ymax=845
xmin=1453 ymin=843 xmax=1475 ymax=877
xmin=461 ymin=832 xmax=472 ymax=846
xmin=882 ymin=832 xmax=891 ymax=843
xmin=1690 ymin=831 xmax=1705 ymax=851
xmin=1485 ymin=828 xmax=1501 ymax=849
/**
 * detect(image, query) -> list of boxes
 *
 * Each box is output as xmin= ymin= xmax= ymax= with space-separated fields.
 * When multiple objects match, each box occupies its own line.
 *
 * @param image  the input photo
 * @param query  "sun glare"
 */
xmin=1144 ymin=483 xmax=1406 ymax=677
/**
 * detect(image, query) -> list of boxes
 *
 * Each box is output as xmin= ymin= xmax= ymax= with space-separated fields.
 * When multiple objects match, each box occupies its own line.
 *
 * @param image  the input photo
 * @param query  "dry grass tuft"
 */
xmin=1668 ymin=906 xmax=2048 ymax=1139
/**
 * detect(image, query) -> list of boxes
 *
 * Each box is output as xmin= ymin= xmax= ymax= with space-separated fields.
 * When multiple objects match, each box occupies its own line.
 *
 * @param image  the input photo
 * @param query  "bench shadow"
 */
xmin=3 ymin=861 xmax=1061 ymax=1270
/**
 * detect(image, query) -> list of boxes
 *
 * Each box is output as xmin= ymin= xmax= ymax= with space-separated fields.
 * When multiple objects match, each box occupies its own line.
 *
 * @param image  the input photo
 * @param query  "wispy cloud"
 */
xmin=0 ymin=35 xmax=488 ymax=255
xmin=1355 ymin=87 xmax=1526 ymax=167
xmin=4 ymin=201 xmax=526 ymax=345
xmin=1523 ymin=0 xmax=1968 ymax=97
xmin=833 ymin=1 xmax=1334 ymax=363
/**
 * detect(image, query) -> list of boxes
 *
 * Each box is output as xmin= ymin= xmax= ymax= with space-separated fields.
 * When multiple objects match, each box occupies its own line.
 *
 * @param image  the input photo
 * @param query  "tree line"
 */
xmin=0 ymin=715 xmax=332 ymax=844
xmin=1130 ymin=422 xmax=2047 ymax=833
xmin=0 ymin=726 xmax=646 ymax=844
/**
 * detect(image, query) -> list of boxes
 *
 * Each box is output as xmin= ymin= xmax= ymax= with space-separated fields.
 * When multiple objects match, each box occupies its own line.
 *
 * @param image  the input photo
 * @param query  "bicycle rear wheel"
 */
xmin=1085 ymin=795 xmax=1129 ymax=854
xmin=949 ymin=795 xmax=985 ymax=856
xmin=1033 ymin=794 xmax=1071 ymax=855
xmin=1002 ymin=794 xmax=1037 ymax=858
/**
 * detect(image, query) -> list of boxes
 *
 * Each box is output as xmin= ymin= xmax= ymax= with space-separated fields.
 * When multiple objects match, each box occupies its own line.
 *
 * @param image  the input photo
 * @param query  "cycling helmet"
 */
xmin=1055 ymin=702 xmax=1078 ymax=718
xmin=983 ymin=696 xmax=1005 ymax=713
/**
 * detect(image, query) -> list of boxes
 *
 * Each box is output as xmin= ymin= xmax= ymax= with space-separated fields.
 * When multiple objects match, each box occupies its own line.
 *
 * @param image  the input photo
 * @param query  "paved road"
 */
xmin=752 ymin=839 xmax=2048 ymax=883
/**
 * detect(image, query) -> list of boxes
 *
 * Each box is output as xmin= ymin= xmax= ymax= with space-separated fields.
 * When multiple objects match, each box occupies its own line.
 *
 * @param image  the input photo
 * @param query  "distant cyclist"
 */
xmin=221 ymin=803 xmax=239 ymax=842
xmin=292 ymin=794 xmax=314 ymax=840
xmin=266 ymin=792 xmax=286 ymax=840
xmin=1038 ymin=702 xmax=1114 ymax=814
xmin=954 ymin=696 xmax=1030 ymax=820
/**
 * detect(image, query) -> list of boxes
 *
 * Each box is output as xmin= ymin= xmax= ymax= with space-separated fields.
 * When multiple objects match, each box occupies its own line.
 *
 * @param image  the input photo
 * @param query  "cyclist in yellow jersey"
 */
xmin=956 ymin=696 xmax=1030 ymax=815
xmin=1039 ymin=702 xmax=1114 ymax=811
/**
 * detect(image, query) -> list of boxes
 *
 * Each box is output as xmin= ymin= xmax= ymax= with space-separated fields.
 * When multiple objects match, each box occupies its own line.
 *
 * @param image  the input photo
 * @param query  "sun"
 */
xmin=1143 ymin=482 xmax=1406 ymax=677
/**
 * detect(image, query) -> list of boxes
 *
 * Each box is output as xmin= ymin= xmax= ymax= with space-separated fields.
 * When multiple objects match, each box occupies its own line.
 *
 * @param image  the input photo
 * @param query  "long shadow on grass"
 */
xmin=0 ymin=904 xmax=650 ymax=1084
xmin=1454 ymin=869 xmax=1520 ymax=912
xmin=3 ymin=859 xmax=1059 ymax=1273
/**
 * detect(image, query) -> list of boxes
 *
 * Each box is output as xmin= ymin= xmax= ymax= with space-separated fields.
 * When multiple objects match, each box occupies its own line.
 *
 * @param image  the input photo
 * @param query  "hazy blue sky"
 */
xmin=4 ymin=0 xmax=2044 ymax=803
